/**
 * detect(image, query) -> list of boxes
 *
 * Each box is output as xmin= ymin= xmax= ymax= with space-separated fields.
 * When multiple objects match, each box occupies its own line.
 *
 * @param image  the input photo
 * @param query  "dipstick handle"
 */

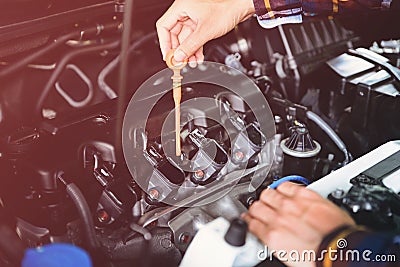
xmin=165 ymin=50 xmax=187 ymax=157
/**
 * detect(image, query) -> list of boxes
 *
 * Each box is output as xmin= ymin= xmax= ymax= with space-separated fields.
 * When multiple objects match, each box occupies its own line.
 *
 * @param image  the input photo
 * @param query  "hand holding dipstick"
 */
xmin=165 ymin=49 xmax=188 ymax=157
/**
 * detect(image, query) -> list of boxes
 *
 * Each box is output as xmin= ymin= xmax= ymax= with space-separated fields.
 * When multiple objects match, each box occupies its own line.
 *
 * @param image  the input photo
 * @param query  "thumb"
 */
xmin=174 ymin=29 xmax=208 ymax=62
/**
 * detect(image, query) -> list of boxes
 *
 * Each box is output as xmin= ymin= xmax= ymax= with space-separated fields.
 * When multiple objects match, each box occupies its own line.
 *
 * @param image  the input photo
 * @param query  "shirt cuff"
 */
xmin=252 ymin=0 xmax=303 ymax=28
xmin=256 ymin=13 xmax=302 ymax=28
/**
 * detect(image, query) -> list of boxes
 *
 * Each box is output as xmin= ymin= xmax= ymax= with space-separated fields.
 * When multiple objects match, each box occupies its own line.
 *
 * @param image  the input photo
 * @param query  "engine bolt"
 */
xmin=179 ymin=232 xmax=192 ymax=244
xmin=148 ymin=188 xmax=160 ymax=200
xmin=161 ymin=238 xmax=172 ymax=249
xmin=234 ymin=151 xmax=244 ymax=161
xmin=97 ymin=209 xmax=110 ymax=223
xmin=247 ymin=197 xmax=255 ymax=206
xmin=194 ymin=170 xmax=204 ymax=179
xmin=331 ymin=189 xmax=345 ymax=199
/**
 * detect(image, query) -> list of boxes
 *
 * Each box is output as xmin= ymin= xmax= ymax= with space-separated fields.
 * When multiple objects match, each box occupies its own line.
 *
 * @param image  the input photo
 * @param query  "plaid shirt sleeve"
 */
xmin=253 ymin=0 xmax=396 ymax=27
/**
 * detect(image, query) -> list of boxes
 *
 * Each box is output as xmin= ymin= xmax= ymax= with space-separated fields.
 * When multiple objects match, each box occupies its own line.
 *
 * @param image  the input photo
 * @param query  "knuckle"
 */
xmin=264 ymin=228 xmax=282 ymax=246
xmin=264 ymin=229 xmax=278 ymax=243
xmin=275 ymin=214 xmax=287 ymax=227
xmin=248 ymin=202 xmax=260 ymax=216
xmin=247 ymin=219 xmax=260 ymax=233
xmin=249 ymin=200 xmax=261 ymax=209
xmin=279 ymin=182 xmax=295 ymax=193
xmin=272 ymin=192 xmax=283 ymax=205
xmin=259 ymin=189 xmax=270 ymax=201
xmin=155 ymin=19 xmax=162 ymax=28
xmin=183 ymin=38 xmax=199 ymax=53
xmin=280 ymin=197 xmax=292 ymax=210
xmin=303 ymin=189 xmax=319 ymax=199
xmin=280 ymin=197 xmax=288 ymax=207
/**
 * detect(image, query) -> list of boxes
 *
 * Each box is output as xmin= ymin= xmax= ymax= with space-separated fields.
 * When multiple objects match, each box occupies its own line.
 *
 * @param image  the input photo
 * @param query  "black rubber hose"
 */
xmin=0 ymin=32 xmax=76 ymax=79
xmin=65 ymin=183 xmax=99 ymax=250
xmin=0 ymin=22 xmax=120 ymax=79
xmin=34 ymin=27 xmax=157 ymax=121
xmin=35 ymin=39 xmax=120 ymax=119
xmin=114 ymin=0 xmax=134 ymax=153
xmin=118 ymin=0 xmax=134 ymax=98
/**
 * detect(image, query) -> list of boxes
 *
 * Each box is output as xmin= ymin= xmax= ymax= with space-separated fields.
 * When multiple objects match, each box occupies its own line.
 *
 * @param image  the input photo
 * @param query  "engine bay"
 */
xmin=0 ymin=1 xmax=399 ymax=266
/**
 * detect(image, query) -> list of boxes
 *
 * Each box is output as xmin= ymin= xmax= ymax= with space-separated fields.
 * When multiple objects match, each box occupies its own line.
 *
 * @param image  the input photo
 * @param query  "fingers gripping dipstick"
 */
xmin=166 ymin=50 xmax=187 ymax=157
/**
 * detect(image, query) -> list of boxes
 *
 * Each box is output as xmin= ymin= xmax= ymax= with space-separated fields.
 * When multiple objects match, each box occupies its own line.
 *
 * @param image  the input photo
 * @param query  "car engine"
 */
xmin=0 ymin=1 xmax=399 ymax=266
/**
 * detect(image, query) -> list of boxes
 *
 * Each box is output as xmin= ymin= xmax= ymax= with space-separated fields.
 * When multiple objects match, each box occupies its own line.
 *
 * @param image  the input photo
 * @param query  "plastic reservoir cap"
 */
xmin=22 ymin=243 xmax=92 ymax=267
xmin=224 ymin=218 xmax=248 ymax=247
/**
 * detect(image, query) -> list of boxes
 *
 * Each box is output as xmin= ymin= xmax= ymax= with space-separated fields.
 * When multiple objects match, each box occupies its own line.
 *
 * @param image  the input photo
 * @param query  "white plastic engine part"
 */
xmin=179 ymin=217 xmax=264 ymax=267
xmin=308 ymin=140 xmax=400 ymax=197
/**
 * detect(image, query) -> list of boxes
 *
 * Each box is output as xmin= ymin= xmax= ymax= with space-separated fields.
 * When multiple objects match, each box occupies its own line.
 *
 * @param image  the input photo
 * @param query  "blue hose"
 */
xmin=268 ymin=175 xmax=310 ymax=189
